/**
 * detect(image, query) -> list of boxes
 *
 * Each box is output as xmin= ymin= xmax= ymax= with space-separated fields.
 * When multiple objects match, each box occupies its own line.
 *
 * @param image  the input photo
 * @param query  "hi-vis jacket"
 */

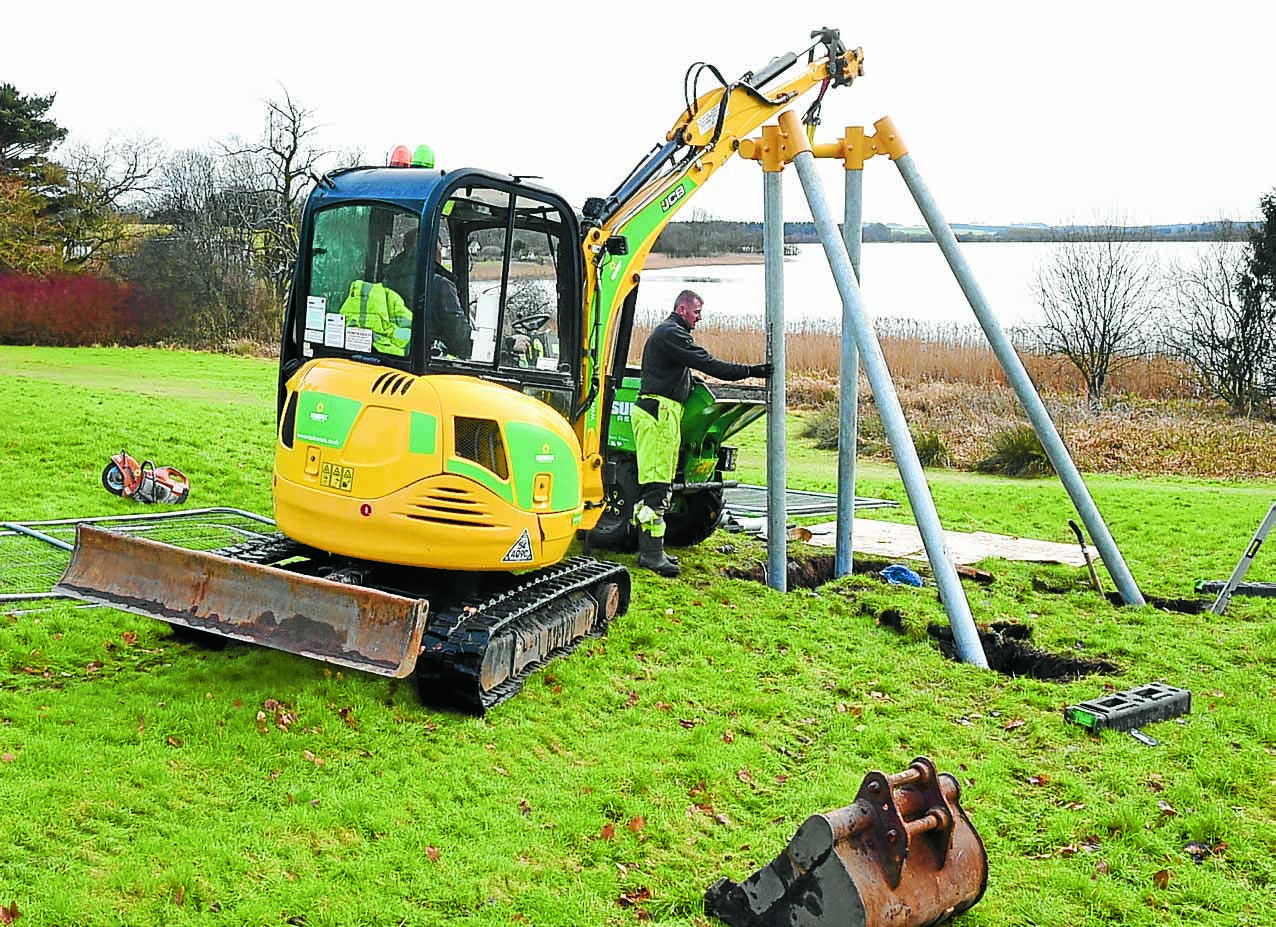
xmin=339 ymin=281 xmax=412 ymax=356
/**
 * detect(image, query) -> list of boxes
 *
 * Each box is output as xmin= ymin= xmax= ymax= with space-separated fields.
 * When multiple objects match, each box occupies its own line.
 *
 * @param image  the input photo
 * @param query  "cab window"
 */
xmin=304 ymin=204 xmax=417 ymax=360
xmin=433 ymin=186 xmax=572 ymax=382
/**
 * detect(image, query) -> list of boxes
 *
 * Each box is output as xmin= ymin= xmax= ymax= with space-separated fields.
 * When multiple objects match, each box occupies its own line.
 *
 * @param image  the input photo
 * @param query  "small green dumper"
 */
xmin=589 ymin=369 xmax=766 ymax=551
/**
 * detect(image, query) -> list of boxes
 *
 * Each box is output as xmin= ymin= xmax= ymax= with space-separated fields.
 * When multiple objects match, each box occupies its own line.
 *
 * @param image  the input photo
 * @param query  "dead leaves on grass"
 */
xmin=617 ymin=885 xmax=654 ymax=921
xmin=0 ymin=901 xmax=19 ymax=925
xmin=597 ymin=816 xmax=646 ymax=842
xmin=617 ymin=886 xmax=651 ymax=909
xmin=685 ymin=780 xmax=732 ymax=826
xmin=256 ymin=698 xmax=298 ymax=734
xmin=335 ymin=705 xmax=358 ymax=730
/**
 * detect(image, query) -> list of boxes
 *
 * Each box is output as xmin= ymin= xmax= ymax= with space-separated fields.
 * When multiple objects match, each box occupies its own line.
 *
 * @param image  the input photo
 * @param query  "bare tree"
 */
xmin=1162 ymin=237 xmax=1273 ymax=416
xmin=222 ymin=87 xmax=329 ymax=298
xmin=1033 ymin=226 xmax=1162 ymax=404
xmin=55 ymin=133 xmax=162 ymax=268
xmin=123 ymin=148 xmax=273 ymax=346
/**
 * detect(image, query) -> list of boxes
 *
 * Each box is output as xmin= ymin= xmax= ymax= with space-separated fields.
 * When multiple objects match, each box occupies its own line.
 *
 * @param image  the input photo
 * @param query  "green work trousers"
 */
xmin=630 ymin=394 xmax=683 ymax=537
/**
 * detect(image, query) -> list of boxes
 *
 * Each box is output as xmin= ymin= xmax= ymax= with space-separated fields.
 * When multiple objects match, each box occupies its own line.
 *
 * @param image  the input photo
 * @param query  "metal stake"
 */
xmin=781 ymin=113 xmax=988 ymax=668
xmin=763 ymin=168 xmax=788 ymax=592
xmin=889 ymin=141 xmax=1145 ymax=607
xmin=836 ymin=164 xmax=863 ymax=578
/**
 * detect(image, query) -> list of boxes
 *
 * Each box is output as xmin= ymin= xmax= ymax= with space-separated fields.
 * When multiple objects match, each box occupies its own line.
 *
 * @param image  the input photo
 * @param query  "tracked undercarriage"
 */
xmin=56 ymin=525 xmax=629 ymax=714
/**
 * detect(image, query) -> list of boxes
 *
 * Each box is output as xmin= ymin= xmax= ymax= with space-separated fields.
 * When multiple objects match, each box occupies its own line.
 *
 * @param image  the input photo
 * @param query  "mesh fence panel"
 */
xmin=0 ymin=508 xmax=276 ymax=602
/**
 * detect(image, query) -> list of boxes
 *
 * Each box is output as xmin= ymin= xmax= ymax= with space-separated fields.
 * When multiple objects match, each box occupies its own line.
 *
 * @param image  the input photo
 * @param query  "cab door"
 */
xmin=425 ymin=177 xmax=582 ymax=421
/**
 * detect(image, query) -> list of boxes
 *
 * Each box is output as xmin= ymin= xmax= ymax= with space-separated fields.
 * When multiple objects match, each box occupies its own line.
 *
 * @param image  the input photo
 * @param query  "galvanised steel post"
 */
xmin=877 ymin=116 xmax=1146 ymax=607
xmin=778 ymin=112 xmax=988 ymax=668
xmin=837 ymin=131 xmax=865 ymax=578
xmin=761 ymin=127 xmax=788 ymax=592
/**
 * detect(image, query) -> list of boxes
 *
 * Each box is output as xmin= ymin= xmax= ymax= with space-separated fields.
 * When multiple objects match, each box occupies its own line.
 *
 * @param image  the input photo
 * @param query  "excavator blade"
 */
xmin=54 ymin=524 xmax=428 ymax=677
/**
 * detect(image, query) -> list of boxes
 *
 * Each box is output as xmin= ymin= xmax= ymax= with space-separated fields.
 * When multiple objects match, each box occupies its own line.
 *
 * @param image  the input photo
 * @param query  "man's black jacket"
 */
xmin=638 ymin=311 xmax=759 ymax=403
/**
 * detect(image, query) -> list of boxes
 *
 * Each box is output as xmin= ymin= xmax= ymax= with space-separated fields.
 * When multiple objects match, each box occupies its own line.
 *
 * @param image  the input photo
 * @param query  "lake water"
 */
xmin=634 ymin=240 xmax=1241 ymax=333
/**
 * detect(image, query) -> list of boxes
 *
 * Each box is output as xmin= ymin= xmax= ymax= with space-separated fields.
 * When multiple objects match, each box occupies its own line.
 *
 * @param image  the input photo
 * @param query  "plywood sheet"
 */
xmin=801 ymin=517 xmax=1096 ymax=567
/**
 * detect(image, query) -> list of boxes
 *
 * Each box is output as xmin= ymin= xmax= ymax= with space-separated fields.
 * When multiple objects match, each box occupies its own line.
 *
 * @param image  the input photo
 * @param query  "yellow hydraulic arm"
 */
xmin=572 ymin=29 xmax=864 ymax=516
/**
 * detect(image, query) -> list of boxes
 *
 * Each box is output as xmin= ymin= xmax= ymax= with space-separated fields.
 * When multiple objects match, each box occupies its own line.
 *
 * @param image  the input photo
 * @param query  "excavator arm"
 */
xmin=573 ymin=29 xmax=863 ymax=510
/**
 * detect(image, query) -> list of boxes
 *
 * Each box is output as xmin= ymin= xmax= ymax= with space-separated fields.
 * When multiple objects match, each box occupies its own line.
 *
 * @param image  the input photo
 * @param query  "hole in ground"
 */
xmin=1032 ymin=575 xmax=1210 ymax=614
xmin=926 ymin=621 xmax=1119 ymax=681
xmin=722 ymin=553 xmax=894 ymax=590
xmin=725 ymin=556 xmax=1121 ymax=682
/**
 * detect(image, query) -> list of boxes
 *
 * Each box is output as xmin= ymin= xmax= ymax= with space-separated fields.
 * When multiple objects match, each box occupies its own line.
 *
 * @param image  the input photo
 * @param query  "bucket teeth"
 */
xmin=704 ymin=757 xmax=988 ymax=927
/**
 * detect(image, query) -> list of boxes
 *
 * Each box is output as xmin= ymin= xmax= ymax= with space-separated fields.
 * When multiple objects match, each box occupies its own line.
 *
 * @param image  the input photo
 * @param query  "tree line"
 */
xmin=2 ymin=81 xmax=1274 ymax=417
xmin=653 ymin=218 xmax=1254 ymax=253
xmin=1031 ymin=209 xmax=1276 ymax=418
xmin=1 ymin=82 xmax=350 ymax=348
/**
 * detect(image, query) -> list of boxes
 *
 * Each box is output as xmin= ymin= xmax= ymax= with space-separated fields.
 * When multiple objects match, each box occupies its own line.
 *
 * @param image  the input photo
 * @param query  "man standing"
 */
xmin=631 ymin=289 xmax=772 ymax=577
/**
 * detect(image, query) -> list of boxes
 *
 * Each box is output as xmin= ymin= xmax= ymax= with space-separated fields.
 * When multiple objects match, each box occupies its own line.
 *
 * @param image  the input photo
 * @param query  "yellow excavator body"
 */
xmin=274 ymin=360 xmax=585 ymax=572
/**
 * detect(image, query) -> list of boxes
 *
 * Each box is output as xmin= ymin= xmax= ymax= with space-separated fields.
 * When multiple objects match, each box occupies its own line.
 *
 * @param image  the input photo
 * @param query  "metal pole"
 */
xmin=836 ymin=164 xmax=863 ymax=578
xmin=763 ymin=167 xmax=788 ymax=592
xmin=780 ymin=114 xmax=988 ymax=668
xmin=0 ymin=522 xmax=73 ymax=552
xmin=1210 ymin=501 xmax=1276 ymax=615
xmin=889 ymin=144 xmax=1145 ymax=607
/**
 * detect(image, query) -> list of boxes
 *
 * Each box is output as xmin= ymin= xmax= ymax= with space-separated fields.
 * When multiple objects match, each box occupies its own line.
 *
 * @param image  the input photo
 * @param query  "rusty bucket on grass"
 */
xmin=705 ymin=757 xmax=987 ymax=927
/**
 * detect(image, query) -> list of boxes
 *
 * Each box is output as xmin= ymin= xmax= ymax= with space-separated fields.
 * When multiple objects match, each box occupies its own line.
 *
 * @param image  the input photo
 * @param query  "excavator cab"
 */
xmin=279 ymin=167 xmax=583 ymax=422
xmin=272 ymin=167 xmax=593 ymax=573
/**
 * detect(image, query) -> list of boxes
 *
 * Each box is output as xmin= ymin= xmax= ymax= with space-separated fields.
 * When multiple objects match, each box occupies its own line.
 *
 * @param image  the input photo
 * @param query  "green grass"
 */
xmin=1 ymin=346 xmax=1274 ymax=926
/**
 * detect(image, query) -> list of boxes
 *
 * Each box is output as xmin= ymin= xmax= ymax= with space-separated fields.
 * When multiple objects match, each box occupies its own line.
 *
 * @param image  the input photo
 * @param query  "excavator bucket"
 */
xmin=705 ymin=757 xmax=987 ymax=927
xmin=55 ymin=525 xmax=428 ymax=677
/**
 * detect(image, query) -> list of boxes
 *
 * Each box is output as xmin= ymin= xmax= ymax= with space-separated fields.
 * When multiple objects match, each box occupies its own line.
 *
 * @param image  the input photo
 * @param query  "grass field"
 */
xmin=1 ymin=346 xmax=1274 ymax=926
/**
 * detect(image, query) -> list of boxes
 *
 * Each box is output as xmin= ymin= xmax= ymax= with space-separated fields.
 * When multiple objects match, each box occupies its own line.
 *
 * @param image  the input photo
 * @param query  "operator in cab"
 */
xmin=385 ymin=228 xmax=472 ymax=359
xmin=631 ymin=289 xmax=772 ymax=577
xmin=427 ymin=239 xmax=472 ymax=359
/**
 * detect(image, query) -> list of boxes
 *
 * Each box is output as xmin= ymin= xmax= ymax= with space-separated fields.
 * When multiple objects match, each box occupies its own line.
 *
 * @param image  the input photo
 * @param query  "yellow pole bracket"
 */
xmin=741 ymin=115 xmax=910 ymax=169
xmin=738 ymin=115 xmax=809 ymax=172
xmin=870 ymin=116 xmax=908 ymax=160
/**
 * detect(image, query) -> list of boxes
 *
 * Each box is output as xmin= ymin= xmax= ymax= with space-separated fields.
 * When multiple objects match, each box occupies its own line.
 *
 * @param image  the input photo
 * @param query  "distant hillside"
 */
xmin=653 ymin=219 xmax=1256 ymax=255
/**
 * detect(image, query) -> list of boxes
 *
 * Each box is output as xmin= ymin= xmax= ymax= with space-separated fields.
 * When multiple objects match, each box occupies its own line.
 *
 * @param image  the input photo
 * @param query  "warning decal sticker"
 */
xmin=502 ymin=528 xmax=535 ymax=564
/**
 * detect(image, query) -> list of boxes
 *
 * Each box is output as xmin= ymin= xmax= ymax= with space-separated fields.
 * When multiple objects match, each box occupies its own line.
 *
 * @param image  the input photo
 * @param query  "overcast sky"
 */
xmin=8 ymin=1 xmax=1272 ymax=226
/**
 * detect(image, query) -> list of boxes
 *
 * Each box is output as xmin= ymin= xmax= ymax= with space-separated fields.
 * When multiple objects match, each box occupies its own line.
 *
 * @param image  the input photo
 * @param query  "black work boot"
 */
xmin=637 ymin=531 xmax=680 ymax=577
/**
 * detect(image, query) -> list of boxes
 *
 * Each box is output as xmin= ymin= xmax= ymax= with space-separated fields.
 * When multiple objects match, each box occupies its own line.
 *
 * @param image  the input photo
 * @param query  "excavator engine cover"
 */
xmin=704 ymin=757 xmax=987 ymax=927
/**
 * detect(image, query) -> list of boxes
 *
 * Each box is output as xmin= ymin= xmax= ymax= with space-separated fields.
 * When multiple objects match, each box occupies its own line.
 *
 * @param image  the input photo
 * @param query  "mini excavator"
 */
xmin=58 ymin=30 xmax=864 ymax=712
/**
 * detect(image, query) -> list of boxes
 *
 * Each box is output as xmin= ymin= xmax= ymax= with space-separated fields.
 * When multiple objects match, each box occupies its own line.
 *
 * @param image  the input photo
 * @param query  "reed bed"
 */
xmin=628 ymin=316 xmax=1197 ymax=403
xmin=626 ymin=317 xmax=1271 ymax=479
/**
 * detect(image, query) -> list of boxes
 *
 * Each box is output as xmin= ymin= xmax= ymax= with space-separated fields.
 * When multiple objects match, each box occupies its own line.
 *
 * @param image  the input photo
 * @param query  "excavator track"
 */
xmin=58 ymin=526 xmax=629 ymax=715
xmin=417 ymin=557 xmax=630 ymax=713
xmin=212 ymin=541 xmax=631 ymax=713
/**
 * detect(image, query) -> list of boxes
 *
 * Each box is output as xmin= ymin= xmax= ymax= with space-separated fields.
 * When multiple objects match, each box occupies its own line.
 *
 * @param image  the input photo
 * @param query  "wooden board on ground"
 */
xmin=802 ymin=517 xmax=1096 ymax=567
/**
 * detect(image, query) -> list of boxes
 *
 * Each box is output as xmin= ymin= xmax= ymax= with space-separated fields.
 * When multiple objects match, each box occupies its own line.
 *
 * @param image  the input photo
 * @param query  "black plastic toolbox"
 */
xmin=1064 ymin=682 xmax=1191 ymax=733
